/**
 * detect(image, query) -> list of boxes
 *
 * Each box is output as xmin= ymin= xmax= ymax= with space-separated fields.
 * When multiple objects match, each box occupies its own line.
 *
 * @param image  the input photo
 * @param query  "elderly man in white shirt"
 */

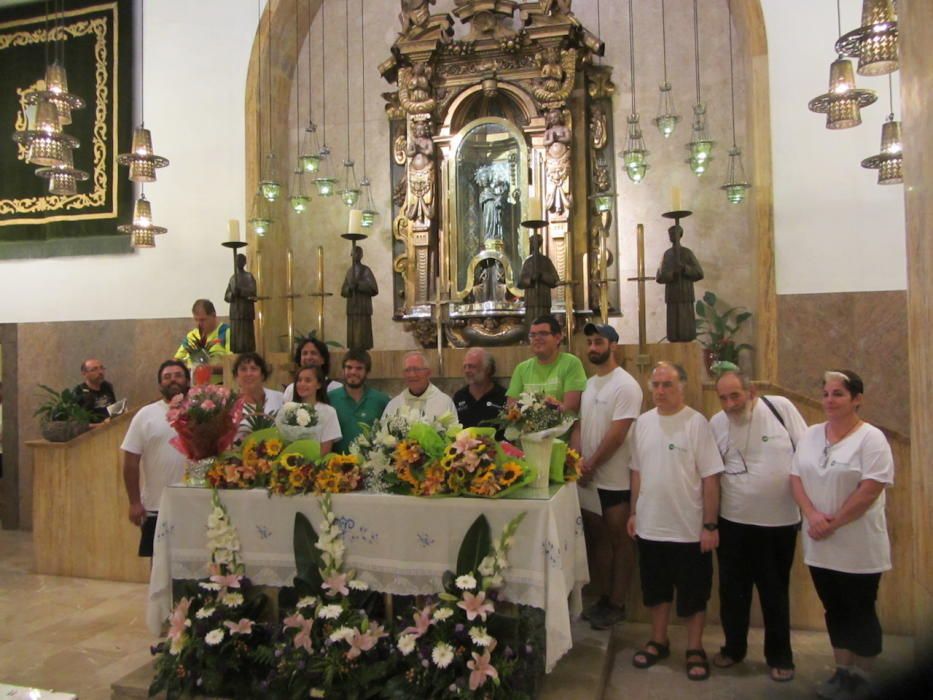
xmin=709 ymin=370 xmax=808 ymax=683
xmin=384 ymin=351 xmax=456 ymax=421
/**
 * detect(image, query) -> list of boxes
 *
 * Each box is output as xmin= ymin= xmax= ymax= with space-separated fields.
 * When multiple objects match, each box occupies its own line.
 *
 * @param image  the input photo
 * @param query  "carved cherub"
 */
xmin=543 ymin=109 xmax=573 ymax=215
xmin=533 ymin=47 xmax=577 ymax=105
xmin=399 ymin=63 xmax=436 ymax=116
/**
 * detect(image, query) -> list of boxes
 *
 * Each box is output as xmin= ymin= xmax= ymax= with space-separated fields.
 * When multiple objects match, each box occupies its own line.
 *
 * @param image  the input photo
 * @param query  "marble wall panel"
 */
xmin=776 ymin=291 xmax=909 ymax=435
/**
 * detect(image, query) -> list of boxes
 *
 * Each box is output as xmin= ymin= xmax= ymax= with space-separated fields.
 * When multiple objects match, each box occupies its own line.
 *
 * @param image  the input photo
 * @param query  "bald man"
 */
xmin=74 ymin=358 xmax=116 ymax=423
xmin=454 ymin=348 xmax=507 ymax=430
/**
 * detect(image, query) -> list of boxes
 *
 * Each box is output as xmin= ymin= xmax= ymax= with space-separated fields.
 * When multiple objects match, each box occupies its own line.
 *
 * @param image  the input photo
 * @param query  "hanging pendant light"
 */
xmin=35 ymin=146 xmax=88 ymax=195
xmin=299 ymin=123 xmax=322 ymax=173
xmin=621 ymin=0 xmax=648 ymax=183
xmin=720 ymin=3 xmax=750 ymax=204
xmin=13 ymin=97 xmax=78 ymax=166
xmin=653 ymin=0 xmax=679 ymax=138
xmin=248 ymin=187 xmax=273 ymax=236
xmin=685 ymin=0 xmax=714 ymax=176
xmin=357 ymin=0 xmax=377 ymax=226
xmin=248 ymin=0 xmax=274 ymax=234
xmin=835 ymin=0 xmax=898 ymax=77
xmin=289 ymin=169 xmax=311 ymax=213
xmin=259 ymin=3 xmax=280 ymax=202
xmin=118 ymin=192 xmax=167 ymax=247
xmin=25 ymin=61 xmax=85 ymax=127
xmin=289 ymin=0 xmax=311 ymax=214
xmin=337 ymin=0 xmax=361 ymax=207
xmin=861 ymin=76 xmax=902 ymax=185
xmin=312 ymin=0 xmax=336 ymax=197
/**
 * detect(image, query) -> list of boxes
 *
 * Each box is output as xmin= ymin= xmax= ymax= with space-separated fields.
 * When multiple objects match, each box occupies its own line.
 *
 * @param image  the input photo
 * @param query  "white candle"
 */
xmin=228 ymin=219 xmax=240 ymax=242
xmin=671 ymin=186 xmax=682 ymax=211
xmin=348 ymin=209 xmax=363 ymax=235
xmin=528 ymin=193 xmax=542 ymax=220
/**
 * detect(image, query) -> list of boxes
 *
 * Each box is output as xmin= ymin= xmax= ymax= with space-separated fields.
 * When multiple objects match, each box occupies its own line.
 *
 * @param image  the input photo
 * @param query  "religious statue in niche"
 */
xmin=656 ymin=221 xmax=704 ymax=342
xmin=476 ymin=167 xmax=510 ymax=245
xmin=405 ymin=120 xmax=434 ymax=225
xmin=341 ymin=245 xmax=379 ymax=351
xmin=224 ymin=253 xmax=258 ymax=353
xmin=518 ymin=233 xmax=560 ymax=322
xmin=543 ymin=109 xmax=572 ymax=215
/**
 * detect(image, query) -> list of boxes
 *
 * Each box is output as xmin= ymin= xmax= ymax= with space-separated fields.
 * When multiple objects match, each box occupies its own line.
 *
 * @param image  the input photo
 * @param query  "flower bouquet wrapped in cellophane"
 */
xmin=167 ymin=385 xmax=244 ymax=460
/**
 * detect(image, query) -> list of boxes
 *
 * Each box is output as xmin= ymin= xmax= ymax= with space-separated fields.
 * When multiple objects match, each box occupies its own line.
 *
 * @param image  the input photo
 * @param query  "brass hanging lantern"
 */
xmin=835 ymin=0 xmax=898 ymax=77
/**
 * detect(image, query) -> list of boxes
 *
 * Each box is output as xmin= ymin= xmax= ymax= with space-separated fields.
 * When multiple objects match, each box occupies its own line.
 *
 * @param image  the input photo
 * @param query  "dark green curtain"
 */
xmin=0 ymin=0 xmax=133 ymax=258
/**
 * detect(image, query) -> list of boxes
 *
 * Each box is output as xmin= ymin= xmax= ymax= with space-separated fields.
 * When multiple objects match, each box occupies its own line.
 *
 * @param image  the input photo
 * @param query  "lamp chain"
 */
xmin=661 ymin=0 xmax=669 ymax=84
xmin=628 ymin=0 xmax=636 ymax=115
xmin=360 ymin=0 xmax=367 ymax=175
xmin=693 ymin=0 xmax=701 ymax=105
xmin=728 ymin=0 xmax=737 ymax=147
xmin=321 ymin=0 xmax=327 ymax=147
xmin=345 ymin=0 xmax=351 ymax=162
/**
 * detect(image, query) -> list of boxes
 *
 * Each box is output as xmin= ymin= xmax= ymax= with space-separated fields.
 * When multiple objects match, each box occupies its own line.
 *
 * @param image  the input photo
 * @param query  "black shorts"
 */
xmin=637 ymin=538 xmax=712 ymax=617
xmin=810 ymin=566 xmax=883 ymax=657
xmin=597 ymin=488 xmax=631 ymax=511
xmin=138 ymin=514 xmax=158 ymax=557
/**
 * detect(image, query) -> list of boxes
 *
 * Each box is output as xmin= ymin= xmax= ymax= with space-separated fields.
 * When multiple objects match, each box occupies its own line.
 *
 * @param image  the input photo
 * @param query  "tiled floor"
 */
xmin=0 ymin=526 xmax=919 ymax=700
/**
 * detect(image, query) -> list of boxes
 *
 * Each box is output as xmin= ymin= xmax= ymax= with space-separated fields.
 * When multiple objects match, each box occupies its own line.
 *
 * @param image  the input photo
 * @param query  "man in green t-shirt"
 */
xmin=328 ymin=349 xmax=390 ymax=453
xmin=506 ymin=314 xmax=587 ymax=413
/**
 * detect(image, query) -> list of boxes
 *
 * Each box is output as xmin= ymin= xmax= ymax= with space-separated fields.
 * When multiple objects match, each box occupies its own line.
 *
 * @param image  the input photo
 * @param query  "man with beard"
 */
xmin=328 ymin=349 xmax=390 ymax=453
xmin=121 ymin=360 xmax=190 ymax=558
xmin=454 ymin=348 xmax=507 ymax=431
xmin=709 ymin=370 xmax=808 ymax=682
xmin=571 ymin=323 xmax=643 ymax=629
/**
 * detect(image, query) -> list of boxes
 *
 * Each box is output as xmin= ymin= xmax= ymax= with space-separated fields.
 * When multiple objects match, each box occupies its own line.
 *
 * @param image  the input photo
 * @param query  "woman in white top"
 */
xmin=291 ymin=365 xmax=342 ymax=456
xmin=233 ymin=352 xmax=284 ymax=443
xmin=790 ymin=370 xmax=894 ymax=699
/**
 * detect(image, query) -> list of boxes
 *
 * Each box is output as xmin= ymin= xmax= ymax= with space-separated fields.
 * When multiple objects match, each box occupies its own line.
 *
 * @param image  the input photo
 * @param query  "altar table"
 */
xmin=147 ymin=484 xmax=588 ymax=672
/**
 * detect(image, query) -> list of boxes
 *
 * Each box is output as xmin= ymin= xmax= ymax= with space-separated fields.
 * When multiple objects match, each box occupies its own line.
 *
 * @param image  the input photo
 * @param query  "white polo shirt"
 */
xmin=580 ymin=367 xmax=643 ymax=491
xmin=120 ymin=400 xmax=187 ymax=512
xmin=631 ymin=406 xmax=724 ymax=543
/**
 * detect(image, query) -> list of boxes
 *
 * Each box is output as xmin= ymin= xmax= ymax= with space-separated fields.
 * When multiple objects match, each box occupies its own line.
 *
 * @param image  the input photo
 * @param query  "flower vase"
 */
xmin=521 ymin=434 xmax=555 ymax=490
xmin=185 ymin=456 xmax=215 ymax=487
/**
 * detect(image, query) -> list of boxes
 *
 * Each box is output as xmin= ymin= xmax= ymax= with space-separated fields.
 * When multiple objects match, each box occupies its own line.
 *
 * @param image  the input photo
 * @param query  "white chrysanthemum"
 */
xmin=199 ymin=582 xmax=221 ymax=591
xmin=455 ymin=574 xmax=477 ymax=590
xmin=297 ymin=596 xmax=318 ymax=609
xmin=204 ymin=629 xmax=225 ymax=646
xmin=195 ymin=607 xmax=215 ymax=619
xmin=397 ymin=633 xmax=417 ymax=656
xmin=432 ymin=642 xmax=454 ymax=668
xmin=220 ymin=592 xmax=244 ymax=607
xmin=469 ymin=626 xmax=494 ymax=647
xmin=317 ymin=604 xmax=343 ymax=620
xmin=329 ymin=626 xmax=355 ymax=643
xmin=349 ymin=579 xmax=369 ymax=591
xmin=432 ymin=607 xmax=454 ymax=622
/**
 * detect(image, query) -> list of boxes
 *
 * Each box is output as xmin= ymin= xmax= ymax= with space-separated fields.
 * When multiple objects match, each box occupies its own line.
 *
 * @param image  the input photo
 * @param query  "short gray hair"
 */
xmin=653 ymin=361 xmax=687 ymax=383
xmin=404 ymin=350 xmax=429 ymax=368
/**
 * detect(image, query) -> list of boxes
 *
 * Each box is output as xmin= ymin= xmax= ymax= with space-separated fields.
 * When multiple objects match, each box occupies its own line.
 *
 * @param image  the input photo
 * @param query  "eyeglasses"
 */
xmin=721 ymin=446 xmax=749 ymax=475
xmin=528 ymin=331 xmax=553 ymax=340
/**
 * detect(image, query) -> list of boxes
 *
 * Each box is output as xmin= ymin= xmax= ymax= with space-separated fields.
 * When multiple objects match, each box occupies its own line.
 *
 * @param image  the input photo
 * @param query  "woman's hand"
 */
xmin=806 ymin=510 xmax=836 ymax=540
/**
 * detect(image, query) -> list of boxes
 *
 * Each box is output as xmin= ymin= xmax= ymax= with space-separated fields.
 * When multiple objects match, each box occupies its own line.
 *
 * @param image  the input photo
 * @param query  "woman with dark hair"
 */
xmin=289 ymin=365 xmax=341 ymax=455
xmin=233 ymin=352 xmax=283 ymax=441
xmin=790 ymin=370 xmax=894 ymax=699
xmin=282 ymin=337 xmax=341 ymax=401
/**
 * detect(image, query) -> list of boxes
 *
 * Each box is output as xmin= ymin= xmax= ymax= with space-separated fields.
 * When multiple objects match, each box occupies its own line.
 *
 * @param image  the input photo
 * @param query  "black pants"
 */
xmin=810 ymin=566 xmax=883 ymax=658
xmin=717 ymin=518 xmax=797 ymax=669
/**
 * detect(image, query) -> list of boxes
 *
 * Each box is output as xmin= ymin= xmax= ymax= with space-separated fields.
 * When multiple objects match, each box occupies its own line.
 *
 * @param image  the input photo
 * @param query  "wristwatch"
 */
xmin=703 ymin=522 xmax=719 ymax=532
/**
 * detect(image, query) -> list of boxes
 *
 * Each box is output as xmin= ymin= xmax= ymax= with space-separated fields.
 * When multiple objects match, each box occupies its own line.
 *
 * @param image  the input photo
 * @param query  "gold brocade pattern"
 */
xmin=1 ymin=12 xmax=113 ymax=222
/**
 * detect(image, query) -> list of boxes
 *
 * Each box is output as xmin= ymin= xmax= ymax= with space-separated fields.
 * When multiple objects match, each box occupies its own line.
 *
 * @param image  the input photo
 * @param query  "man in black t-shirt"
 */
xmin=74 ymin=358 xmax=116 ymax=423
xmin=453 ymin=348 xmax=507 ymax=433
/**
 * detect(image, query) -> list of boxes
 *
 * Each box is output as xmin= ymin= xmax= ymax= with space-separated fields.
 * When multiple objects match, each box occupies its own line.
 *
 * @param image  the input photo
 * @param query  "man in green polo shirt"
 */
xmin=507 ymin=314 xmax=587 ymax=413
xmin=328 ymin=349 xmax=390 ymax=453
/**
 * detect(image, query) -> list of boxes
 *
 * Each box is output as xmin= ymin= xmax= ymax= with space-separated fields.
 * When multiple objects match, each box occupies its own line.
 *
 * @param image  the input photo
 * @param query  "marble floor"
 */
xmin=0 ymin=526 xmax=920 ymax=700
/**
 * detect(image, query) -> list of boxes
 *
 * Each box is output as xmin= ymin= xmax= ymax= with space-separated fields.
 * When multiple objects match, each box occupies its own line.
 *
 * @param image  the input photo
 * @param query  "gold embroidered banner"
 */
xmin=0 ymin=0 xmax=132 ymax=256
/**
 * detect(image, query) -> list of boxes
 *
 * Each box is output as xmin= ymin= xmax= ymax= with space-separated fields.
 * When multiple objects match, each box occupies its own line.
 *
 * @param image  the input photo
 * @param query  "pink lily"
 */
xmin=402 ymin=604 xmax=436 ymax=638
xmin=467 ymin=644 xmax=499 ymax=691
xmin=167 ymin=597 xmax=191 ymax=642
xmin=283 ymin=612 xmax=314 ymax=653
xmin=322 ymin=571 xmax=350 ymax=597
xmin=345 ymin=622 xmax=387 ymax=660
xmin=457 ymin=590 xmax=495 ymax=622
xmin=210 ymin=573 xmax=242 ymax=590
xmin=223 ymin=618 xmax=254 ymax=635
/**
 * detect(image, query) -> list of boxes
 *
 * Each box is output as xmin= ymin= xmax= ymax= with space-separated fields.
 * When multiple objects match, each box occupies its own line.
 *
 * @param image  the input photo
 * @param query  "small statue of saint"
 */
xmin=341 ymin=245 xmax=379 ymax=351
xmin=656 ymin=222 xmax=705 ymax=342
xmin=477 ymin=170 xmax=507 ymax=244
xmin=518 ymin=233 xmax=560 ymax=322
xmin=224 ymin=253 xmax=257 ymax=353
xmin=405 ymin=120 xmax=434 ymax=225
xmin=543 ymin=109 xmax=572 ymax=215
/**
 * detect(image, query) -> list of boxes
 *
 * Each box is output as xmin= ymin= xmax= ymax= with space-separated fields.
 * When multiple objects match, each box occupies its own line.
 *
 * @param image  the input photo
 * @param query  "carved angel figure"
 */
xmin=405 ymin=120 xmax=435 ymax=225
xmin=399 ymin=63 xmax=436 ymax=117
xmin=543 ymin=109 xmax=572 ymax=216
xmin=533 ymin=48 xmax=576 ymax=105
xmin=399 ymin=0 xmax=436 ymax=33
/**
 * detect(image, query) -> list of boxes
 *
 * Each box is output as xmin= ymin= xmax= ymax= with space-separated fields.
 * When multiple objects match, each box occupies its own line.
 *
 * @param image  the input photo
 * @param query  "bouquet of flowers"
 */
xmin=494 ymin=391 xmax=575 ymax=442
xmin=268 ymin=441 xmax=364 ymax=496
xmin=384 ymin=512 xmax=541 ymax=699
xmin=268 ymin=495 xmax=392 ymax=697
xmin=351 ymin=408 xmax=461 ymax=492
xmin=167 ymin=385 xmax=244 ymax=460
xmin=150 ymin=490 xmax=273 ymax=698
xmin=441 ymin=428 xmax=531 ymax=498
xmin=547 ymin=439 xmax=584 ymax=484
xmin=274 ymin=401 xmax=319 ymax=443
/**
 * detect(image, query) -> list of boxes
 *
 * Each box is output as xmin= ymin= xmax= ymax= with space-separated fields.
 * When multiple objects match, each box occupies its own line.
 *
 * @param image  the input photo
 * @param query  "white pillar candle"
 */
xmin=228 ymin=219 xmax=240 ymax=242
xmin=348 ymin=209 xmax=363 ymax=235
xmin=671 ymin=186 xmax=682 ymax=211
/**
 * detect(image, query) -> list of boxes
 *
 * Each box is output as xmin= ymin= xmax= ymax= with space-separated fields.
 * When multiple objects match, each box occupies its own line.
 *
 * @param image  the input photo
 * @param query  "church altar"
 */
xmin=147 ymin=483 xmax=588 ymax=672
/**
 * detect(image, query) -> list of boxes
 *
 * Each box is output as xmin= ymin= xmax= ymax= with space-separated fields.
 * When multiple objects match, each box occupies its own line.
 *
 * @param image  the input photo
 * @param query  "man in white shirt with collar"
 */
xmin=709 ymin=369 xmax=808 ymax=682
xmin=384 ymin=351 xmax=456 ymax=421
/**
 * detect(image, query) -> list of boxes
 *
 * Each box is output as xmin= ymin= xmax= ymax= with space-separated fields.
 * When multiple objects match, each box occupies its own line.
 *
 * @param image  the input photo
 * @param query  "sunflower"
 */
xmin=264 ymin=438 xmax=285 ymax=457
xmin=499 ymin=461 xmax=523 ymax=487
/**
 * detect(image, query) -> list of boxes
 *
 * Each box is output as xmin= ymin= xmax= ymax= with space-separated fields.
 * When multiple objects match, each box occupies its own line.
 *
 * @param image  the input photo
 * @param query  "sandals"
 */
xmin=685 ymin=648 xmax=711 ymax=681
xmin=632 ymin=640 xmax=670 ymax=669
xmin=713 ymin=651 xmax=739 ymax=668
xmin=770 ymin=667 xmax=795 ymax=682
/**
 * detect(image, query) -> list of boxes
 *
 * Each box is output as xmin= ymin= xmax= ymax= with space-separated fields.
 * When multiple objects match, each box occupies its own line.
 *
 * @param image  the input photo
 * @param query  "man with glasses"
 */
xmin=384 ymin=350 xmax=456 ymax=421
xmin=709 ymin=370 xmax=808 ymax=682
xmin=74 ymin=358 xmax=116 ymax=423
xmin=627 ymin=362 xmax=723 ymax=681
xmin=506 ymin=314 xmax=586 ymax=413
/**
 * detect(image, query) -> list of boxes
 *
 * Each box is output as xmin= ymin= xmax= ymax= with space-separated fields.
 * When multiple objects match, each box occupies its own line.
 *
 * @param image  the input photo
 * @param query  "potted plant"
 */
xmin=34 ymin=384 xmax=93 ymax=442
xmin=694 ymin=291 xmax=754 ymax=374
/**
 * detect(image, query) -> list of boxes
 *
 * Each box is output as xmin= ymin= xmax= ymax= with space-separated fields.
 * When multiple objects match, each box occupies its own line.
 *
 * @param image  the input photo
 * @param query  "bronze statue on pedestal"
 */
xmin=342 ymin=246 xmax=379 ymax=351
xmin=224 ymin=253 xmax=257 ymax=353
xmin=656 ymin=214 xmax=704 ymax=342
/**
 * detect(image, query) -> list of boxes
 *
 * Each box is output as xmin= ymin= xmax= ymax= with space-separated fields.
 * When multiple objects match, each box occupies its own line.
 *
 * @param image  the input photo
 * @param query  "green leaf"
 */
xmin=703 ymin=290 xmax=717 ymax=306
xmin=735 ymin=311 xmax=752 ymax=325
xmin=694 ymin=300 xmax=708 ymax=317
xmin=293 ymin=512 xmax=321 ymax=587
xmin=457 ymin=514 xmax=492 ymax=576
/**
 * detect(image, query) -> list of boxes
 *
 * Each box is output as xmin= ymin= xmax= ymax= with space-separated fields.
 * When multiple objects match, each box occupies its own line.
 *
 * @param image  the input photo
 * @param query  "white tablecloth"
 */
xmin=147 ymin=484 xmax=588 ymax=672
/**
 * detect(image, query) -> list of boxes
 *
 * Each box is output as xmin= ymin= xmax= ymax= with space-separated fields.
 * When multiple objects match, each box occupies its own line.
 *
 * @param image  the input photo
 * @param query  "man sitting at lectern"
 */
xmin=384 ymin=351 xmax=456 ymax=421
xmin=74 ymin=358 xmax=116 ymax=423
xmin=506 ymin=314 xmax=586 ymax=413
xmin=121 ymin=360 xmax=190 ymax=558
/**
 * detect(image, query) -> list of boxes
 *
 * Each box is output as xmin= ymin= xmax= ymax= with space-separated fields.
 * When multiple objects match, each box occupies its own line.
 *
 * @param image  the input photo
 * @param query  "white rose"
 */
xmin=296 ymin=410 xmax=311 ymax=427
xmin=205 ymin=629 xmax=225 ymax=646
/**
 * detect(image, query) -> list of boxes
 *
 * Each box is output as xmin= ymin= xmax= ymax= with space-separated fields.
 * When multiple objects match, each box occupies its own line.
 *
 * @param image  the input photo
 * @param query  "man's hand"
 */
xmin=128 ymin=502 xmax=146 ymax=527
xmin=578 ymin=458 xmax=594 ymax=486
xmin=626 ymin=513 xmax=637 ymax=539
xmin=700 ymin=528 xmax=719 ymax=553
xmin=806 ymin=510 xmax=836 ymax=540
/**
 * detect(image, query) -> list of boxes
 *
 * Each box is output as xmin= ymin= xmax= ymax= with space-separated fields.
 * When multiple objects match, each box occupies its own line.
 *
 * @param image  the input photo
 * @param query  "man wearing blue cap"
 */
xmin=572 ymin=322 xmax=643 ymax=629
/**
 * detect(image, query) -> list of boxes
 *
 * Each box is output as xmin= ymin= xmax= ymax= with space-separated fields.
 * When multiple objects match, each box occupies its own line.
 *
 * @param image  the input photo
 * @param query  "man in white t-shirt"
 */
xmin=121 ymin=360 xmax=190 ymax=557
xmin=709 ymin=370 xmax=808 ymax=682
xmin=384 ymin=351 xmax=456 ymax=422
xmin=627 ymin=362 xmax=724 ymax=681
xmin=571 ymin=322 xmax=642 ymax=630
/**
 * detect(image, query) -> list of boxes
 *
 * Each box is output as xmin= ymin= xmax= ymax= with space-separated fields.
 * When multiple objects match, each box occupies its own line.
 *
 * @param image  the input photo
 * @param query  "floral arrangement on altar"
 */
xmin=275 ymin=401 xmax=320 ymax=443
xmin=383 ymin=512 xmax=541 ymax=699
xmin=493 ymin=391 xmax=574 ymax=442
xmin=208 ymin=427 xmax=284 ymax=489
xmin=268 ymin=441 xmax=364 ymax=496
xmin=167 ymin=385 xmax=244 ymax=461
xmin=150 ymin=490 xmax=273 ymax=698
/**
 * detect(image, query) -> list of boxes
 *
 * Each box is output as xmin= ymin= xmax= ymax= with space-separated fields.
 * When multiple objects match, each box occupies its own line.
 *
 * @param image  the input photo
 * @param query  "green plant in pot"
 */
xmin=695 ymin=291 xmax=754 ymax=374
xmin=34 ymin=384 xmax=93 ymax=442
